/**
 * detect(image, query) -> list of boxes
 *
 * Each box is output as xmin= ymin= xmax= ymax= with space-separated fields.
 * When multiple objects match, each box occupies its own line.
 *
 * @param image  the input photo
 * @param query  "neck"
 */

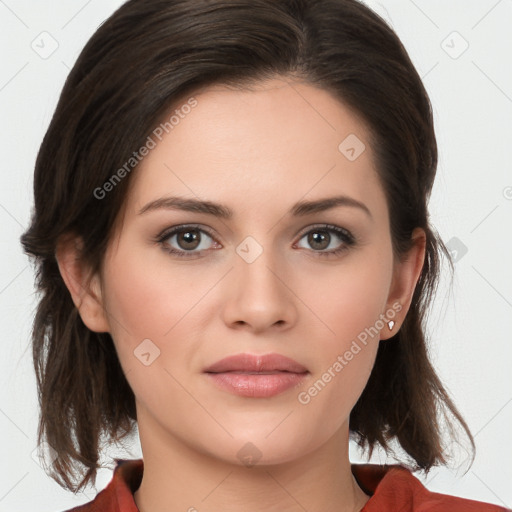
xmin=133 ymin=411 xmax=370 ymax=512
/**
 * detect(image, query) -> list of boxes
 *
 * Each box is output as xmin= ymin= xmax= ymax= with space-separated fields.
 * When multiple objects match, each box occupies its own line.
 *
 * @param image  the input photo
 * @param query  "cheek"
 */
xmin=292 ymin=247 xmax=392 ymax=426
xmin=297 ymin=245 xmax=393 ymax=349
xmin=100 ymin=246 xmax=224 ymax=388
xmin=102 ymin=245 xmax=218 ymax=339
xmin=99 ymin=251 xmax=200 ymax=413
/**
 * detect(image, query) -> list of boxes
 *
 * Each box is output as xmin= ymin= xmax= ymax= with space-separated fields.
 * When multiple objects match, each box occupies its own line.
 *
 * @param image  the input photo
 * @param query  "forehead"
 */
xmin=120 ymin=77 xmax=387 ymax=226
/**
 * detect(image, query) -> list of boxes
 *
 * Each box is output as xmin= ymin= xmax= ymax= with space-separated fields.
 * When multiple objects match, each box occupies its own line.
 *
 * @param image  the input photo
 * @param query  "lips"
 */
xmin=204 ymin=353 xmax=308 ymax=374
xmin=204 ymin=353 xmax=309 ymax=398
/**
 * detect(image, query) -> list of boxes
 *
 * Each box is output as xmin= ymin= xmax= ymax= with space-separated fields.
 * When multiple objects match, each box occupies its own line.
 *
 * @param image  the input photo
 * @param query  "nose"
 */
xmin=221 ymin=244 xmax=298 ymax=334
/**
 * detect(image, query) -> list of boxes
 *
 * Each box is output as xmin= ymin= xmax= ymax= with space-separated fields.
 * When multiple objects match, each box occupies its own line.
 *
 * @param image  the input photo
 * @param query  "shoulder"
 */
xmin=352 ymin=463 xmax=510 ymax=511
xmin=60 ymin=459 xmax=144 ymax=512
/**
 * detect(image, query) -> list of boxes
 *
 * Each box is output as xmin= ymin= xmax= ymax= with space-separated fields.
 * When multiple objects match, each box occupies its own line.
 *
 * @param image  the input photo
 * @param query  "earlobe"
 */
xmin=380 ymin=227 xmax=426 ymax=340
xmin=55 ymin=233 xmax=110 ymax=333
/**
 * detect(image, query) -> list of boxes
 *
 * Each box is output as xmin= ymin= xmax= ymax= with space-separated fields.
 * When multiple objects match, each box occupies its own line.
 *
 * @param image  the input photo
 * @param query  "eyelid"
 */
xmin=294 ymin=223 xmax=355 ymax=242
xmin=157 ymin=223 xmax=218 ymax=241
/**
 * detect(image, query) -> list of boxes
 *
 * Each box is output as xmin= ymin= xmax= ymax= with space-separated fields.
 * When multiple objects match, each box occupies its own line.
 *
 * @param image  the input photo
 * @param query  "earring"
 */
xmin=387 ymin=320 xmax=395 ymax=331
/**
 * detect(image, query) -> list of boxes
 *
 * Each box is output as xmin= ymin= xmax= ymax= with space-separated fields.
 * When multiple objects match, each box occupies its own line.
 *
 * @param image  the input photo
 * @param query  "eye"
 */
xmin=157 ymin=225 xmax=220 ymax=258
xmin=156 ymin=223 xmax=356 ymax=259
xmin=294 ymin=224 xmax=356 ymax=257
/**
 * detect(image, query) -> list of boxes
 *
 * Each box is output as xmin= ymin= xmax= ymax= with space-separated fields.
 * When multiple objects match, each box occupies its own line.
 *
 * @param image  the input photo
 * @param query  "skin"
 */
xmin=57 ymin=76 xmax=425 ymax=512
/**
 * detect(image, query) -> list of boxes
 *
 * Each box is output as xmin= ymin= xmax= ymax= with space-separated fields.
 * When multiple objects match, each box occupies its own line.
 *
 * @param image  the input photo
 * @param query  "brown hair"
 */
xmin=20 ymin=0 xmax=474 ymax=492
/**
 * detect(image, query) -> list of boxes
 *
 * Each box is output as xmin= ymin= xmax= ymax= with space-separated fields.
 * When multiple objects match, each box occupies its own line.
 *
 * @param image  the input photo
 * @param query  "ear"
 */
xmin=55 ymin=233 xmax=110 ymax=333
xmin=380 ymin=227 xmax=426 ymax=340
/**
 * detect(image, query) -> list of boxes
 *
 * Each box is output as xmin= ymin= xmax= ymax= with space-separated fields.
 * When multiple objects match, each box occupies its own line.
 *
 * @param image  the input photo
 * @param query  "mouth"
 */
xmin=204 ymin=353 xmax=309 ymax=398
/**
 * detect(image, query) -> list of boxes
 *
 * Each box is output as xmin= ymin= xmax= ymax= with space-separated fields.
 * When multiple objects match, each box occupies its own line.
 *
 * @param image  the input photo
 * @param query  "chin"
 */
xmin=221 ymin=427 xmax=325 ymax=468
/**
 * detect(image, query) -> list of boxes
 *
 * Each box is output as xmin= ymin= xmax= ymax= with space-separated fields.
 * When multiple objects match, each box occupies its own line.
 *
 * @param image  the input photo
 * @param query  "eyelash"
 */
xmin=155 ymin=223 xmax=356 ymax=259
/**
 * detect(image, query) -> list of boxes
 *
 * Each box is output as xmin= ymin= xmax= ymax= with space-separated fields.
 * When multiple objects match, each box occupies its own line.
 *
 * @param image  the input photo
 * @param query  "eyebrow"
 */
xmin=138 ymin=194 xmax=372 ymax=219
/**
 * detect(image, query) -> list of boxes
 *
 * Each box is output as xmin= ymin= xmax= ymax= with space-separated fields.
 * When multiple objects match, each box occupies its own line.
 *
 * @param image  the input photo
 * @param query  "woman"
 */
xmin=20 ymin=0 xmax=509 ymax=510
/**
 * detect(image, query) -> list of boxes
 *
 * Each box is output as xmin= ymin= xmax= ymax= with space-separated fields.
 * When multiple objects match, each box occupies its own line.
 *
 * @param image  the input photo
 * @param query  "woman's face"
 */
xmin=91 ymin=77 xmax=418 ymax=465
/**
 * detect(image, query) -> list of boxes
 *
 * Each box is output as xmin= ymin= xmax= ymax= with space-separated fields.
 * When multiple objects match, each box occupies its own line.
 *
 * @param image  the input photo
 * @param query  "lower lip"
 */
xmin=205 ymin=372 xmax=308 ymax=398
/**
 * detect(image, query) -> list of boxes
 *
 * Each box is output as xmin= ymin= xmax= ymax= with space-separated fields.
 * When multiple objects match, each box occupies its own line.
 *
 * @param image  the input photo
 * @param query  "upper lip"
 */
xmin=204 ymin=353 xmax=308 ymax=373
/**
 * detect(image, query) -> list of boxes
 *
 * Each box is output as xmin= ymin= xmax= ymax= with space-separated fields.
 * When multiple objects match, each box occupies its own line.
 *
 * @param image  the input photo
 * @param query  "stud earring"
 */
xmin=387 ymin=320 xmax=395 ymax=331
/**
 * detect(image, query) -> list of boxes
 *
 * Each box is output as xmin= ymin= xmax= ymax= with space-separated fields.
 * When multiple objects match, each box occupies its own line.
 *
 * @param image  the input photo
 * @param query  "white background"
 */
xmin=1 ymin=0 xmax=511 ymax=510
